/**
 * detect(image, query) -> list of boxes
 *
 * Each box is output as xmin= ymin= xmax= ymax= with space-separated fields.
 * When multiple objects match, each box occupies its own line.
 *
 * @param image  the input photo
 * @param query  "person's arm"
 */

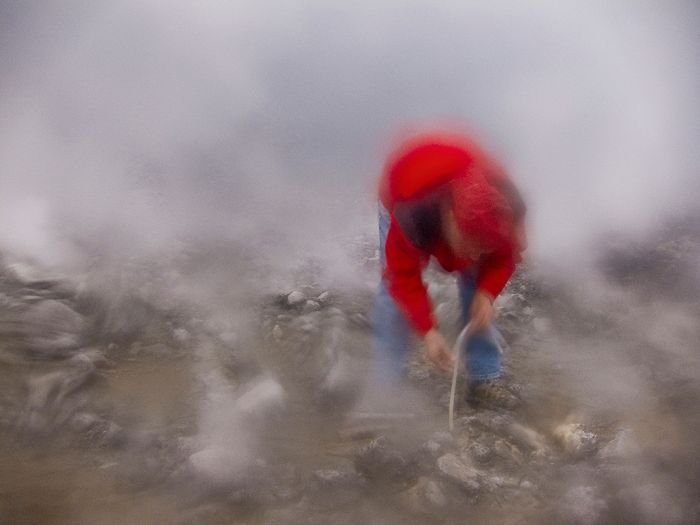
xmin=383 ymin=219 xmax=455 ymax=371
xmin=383 ymin=219 xmax=434 ymax=334
xmin=469 ymin=249 xmax=517 ymax=333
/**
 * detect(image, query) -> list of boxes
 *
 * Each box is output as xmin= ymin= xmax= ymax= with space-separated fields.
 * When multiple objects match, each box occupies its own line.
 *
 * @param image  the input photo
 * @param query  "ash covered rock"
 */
xmin=467 ymin=439 xmax=494 ymax=464
xmin=0 ymin=298 xmax=86 ymax=357
xmin=313 ymin=468 xmax=365 ymax=490
xmin=309 ymin=467 xmax=367 ymax=510
xmin=458 ymin=411 xmax=549 ymax=467
xmin=422 ymin=431 xmax=456 ymax=457
xmin=286 ymin=290 xmax=307 ymax=306
xmin=399 ymin=476 xmax=449 ymax=516
xmin=493 ymin=439 xmax=525 ymax=466
xmin=502 ymin=421 xmax=549 ymax=456
xmin=458 ymin=410 xmax=512 ymax=436
xmin=354 ymin=436 xmax=417 ymax=484
xmin=303 ymin=300 xmax=321 ymax=312
xmin=436 ymin=453 xmax=481 ymax=494
xmin=71 ymin=412 xmax=125 ymax=447
xmin=552 ymin=421 xmax=599 ymax=458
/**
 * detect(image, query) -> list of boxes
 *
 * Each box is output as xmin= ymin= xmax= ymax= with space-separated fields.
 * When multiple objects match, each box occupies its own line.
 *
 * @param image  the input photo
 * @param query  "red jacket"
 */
xmin=379 ymin=133 xmax=519 ymax=334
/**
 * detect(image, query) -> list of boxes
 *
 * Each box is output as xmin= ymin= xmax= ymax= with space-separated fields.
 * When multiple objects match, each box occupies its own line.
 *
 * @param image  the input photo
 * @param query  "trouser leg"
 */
xmin=371 ymin=280 xmax=412 ymax=383
xmin=371 ymin=204 xmax=413 ymax=383
xmin=458 ymin=270 xmax=502 ymax=382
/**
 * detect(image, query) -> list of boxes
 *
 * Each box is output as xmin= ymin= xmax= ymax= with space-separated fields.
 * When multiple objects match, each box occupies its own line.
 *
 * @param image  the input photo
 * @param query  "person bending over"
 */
xmin=372 ymin=131 xmax=527 ymax=408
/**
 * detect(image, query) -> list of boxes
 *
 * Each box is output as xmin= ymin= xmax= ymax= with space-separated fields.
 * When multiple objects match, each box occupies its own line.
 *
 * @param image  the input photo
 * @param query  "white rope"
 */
xmin=448 ymin=322 xmax=471 ymax=432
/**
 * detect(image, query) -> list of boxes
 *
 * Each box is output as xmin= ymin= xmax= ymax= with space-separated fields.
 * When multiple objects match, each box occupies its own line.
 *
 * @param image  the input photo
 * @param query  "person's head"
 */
xmin=441 ymin=171 xmax=527 ymax=259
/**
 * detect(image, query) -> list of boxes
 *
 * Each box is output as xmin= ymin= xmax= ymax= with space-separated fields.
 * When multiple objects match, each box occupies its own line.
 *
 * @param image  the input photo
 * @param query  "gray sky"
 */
xmin=0 ymin=0 xmax=697 ymax=273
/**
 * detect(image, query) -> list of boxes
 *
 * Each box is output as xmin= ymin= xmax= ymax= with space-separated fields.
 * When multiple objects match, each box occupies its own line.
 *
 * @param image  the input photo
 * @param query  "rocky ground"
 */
xmin=0 ymin=214 xmax=699 ymax=524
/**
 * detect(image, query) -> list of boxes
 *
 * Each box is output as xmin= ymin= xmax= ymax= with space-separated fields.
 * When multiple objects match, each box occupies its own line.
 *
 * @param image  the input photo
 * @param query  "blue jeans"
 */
xmin=371 ymin=205 xmax=502 ymax=384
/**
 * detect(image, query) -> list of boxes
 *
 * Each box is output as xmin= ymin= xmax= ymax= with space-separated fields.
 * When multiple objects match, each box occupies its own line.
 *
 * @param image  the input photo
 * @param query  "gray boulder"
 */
xmin=9 ymin=299 xmax=85 ymax=356
xmin=400 ymin=476 xmax=449 ymax=516
xmin=436 ymin=453 xmax=481 ymax=494
xmin=354 ymin=436 xmax=416 ymax=484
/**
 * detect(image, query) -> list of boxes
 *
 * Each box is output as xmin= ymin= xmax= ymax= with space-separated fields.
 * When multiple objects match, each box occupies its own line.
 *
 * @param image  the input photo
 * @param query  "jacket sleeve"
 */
xmin=383 ymin=219 xmax=435 ymax=334
xmin=476 ymin=248 xmax=519 ymax=299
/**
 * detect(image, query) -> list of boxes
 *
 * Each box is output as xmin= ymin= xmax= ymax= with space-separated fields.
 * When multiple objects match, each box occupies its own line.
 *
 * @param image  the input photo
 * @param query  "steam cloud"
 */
xmin=0 ymin=0 xmax=697 ymax=276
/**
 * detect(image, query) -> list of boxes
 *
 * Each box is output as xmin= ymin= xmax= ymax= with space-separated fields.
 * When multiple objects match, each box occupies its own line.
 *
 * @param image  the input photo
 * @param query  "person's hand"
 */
xmin=422 ymin=328 xmax=455 ymax=372
xmin=469 ymin=290 xmax=494 ymax=333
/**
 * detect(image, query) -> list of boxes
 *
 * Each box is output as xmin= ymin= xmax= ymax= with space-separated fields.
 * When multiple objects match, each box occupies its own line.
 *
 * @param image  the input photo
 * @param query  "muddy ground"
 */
xmin=0 ymin=215 xmax=699 ymax=525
